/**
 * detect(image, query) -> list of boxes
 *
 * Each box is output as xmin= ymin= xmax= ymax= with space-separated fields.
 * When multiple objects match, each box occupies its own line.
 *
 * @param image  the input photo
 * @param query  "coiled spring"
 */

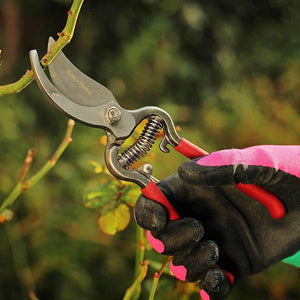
xmin=118 ymin=116 xmax=163 ymax=168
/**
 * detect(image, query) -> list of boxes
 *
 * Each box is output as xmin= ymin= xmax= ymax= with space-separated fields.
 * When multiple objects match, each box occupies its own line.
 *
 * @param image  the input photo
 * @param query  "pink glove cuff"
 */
xmin=197 ymin=145 xmax=300 ymax=178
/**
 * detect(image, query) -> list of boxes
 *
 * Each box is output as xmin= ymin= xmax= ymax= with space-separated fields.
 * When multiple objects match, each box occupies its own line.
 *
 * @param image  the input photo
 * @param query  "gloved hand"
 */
xmin=135 ymin=146 xmax=300 ymax=300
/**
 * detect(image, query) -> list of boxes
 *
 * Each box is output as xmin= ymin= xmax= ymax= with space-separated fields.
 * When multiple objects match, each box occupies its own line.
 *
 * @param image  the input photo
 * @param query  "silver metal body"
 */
xmin=29 ymin=41 xmax=182 ymax=188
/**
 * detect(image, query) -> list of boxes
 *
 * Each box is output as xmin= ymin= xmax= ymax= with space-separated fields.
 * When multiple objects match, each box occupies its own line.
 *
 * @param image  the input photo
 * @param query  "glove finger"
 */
xmin=178 ymin=149 xmax=282 ymax=187
xmin=200 ymin=268 xmax=231 ymax=300
xmin=150 ymin=217 xmax=204 ymax=255
xmin=134 ymin=195 xmax=168 ymax=231
xmin=170 ymin=240 xmax=219 ymax=282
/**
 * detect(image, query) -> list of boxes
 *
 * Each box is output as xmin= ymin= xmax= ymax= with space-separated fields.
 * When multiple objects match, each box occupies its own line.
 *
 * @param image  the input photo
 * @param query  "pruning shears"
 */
xmin=29 ymin=38 xmax=285 ymax=234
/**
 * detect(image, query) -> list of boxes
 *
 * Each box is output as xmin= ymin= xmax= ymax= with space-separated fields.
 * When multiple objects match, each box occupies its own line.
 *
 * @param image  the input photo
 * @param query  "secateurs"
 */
xmin=29 ymin=38 xmax=285 ymax=228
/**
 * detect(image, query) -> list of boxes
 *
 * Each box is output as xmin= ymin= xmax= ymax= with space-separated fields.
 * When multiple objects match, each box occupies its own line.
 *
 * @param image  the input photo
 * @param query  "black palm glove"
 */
xmin=135 ymin=146 xmax=300 ymax=300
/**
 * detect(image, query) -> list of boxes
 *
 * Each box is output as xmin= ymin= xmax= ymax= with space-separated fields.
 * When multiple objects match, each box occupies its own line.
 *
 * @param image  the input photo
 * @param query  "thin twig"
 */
xmin=25 ymin=119 xmax=75 ymax=189
xmin=133 ymin=226 xmax=146 ymax=300
xmin=0 ymin=119 xmax=75 ymax=213
xmin=135 ymin=226 xmax=146 ymax=276
xmin=18 ymin=148 xmax=37 ymax=183
xmin=148 ymin=256 xmax=172 ymax=300
xmin=123 ymin=260 xmax=149 ymax=300
xmin=0 ymin=0 xmax=84 ymax=97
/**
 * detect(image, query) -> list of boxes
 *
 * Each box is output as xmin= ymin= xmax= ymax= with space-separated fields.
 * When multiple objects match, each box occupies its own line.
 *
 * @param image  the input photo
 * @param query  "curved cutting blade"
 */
xmin=47 ymin=37 xmax=116 ymax=107
xmin=29 ymin=49 xmax=136 ymax=139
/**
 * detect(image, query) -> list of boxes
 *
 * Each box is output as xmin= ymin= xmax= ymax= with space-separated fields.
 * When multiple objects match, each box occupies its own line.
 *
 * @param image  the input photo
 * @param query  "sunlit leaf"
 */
xmin=0 ymin=209 xmax=13 ymax=223
xmin=84 ymin=181 xmax=119 ymax=208
xmin=120 ymin=136 xmax=137 ymax=151
xmin=99 ymin=136 xmax=107 ymax=146
xmin=98 ymin=204 xmax=131 ymax=235
xmin=122 ymin=185 xmax=141 ymax=207
xmin=98 ymin=198 xmax=116 ymax=215
xmin=89 ymin=160 xmax=105 ymax=174
xmin=134 ymin=119 xmax=148 ymax=135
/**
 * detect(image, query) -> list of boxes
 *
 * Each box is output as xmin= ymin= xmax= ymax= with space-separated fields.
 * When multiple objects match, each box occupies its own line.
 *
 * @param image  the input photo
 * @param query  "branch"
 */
xmin=133 ymin=226 xmax=146 ymax=300
xmin=18 ymin=148 xmax=37 ymax=182
xmin=0 ymin=0 xmax=84 ymax=97
xmin=148 ymin=256 xmax=172 ymax=300
xmin=123 ymin=260 xmax=149 ymax=300
xmin=0 ymin=119 xmax=75 ymax=213
xmin=25 ymin=119 xmax=74 ymax=188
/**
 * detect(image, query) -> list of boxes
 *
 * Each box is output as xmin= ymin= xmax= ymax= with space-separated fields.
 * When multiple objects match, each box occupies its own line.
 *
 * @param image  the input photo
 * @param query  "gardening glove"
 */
xmin=135 ymin=145 xmax=300 ymax=300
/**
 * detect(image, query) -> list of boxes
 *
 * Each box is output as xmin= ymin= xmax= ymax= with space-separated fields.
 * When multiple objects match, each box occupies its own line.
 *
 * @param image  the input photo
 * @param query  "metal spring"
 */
xmin=118 ymin=117 xmax=163 ymax=168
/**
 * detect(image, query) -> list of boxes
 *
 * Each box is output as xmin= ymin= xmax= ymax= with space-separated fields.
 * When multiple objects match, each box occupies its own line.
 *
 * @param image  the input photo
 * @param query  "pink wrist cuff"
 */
xmin=197 ymin=145 xmax=300 ymax=178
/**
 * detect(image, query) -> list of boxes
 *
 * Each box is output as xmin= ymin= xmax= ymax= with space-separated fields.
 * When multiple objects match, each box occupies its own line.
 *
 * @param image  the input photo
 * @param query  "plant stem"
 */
xmin=148 ymin=256 xmax=172 ymax=300
xmin=25 ymin=119 xmax=74 ymax=188
xmin=18 ymin=149 xmax=37 ymax=183
xmin=0 ymin=0 xmax=84 ymax=97
xmin=133 ymin=225 xmax=146 ymax=300
xmin=135 ymin=225 xmax=146 ymax=276
xmin=0 ymin=119 xmax=75 ymax=213
xmin=123 ymin=260 xmax=149 ymax=300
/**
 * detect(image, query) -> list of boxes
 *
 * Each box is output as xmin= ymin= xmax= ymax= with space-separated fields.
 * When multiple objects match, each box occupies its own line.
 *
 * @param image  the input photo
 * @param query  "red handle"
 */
xmin=235 ymin=183 xmax=285 ymax=219
xmin=175 ymin=137 xmax=286 ymax=219
xmin=174 ymin=137 xmax=208 ymax=158
xmin=142 ymin=181 xmax=180 ymax=220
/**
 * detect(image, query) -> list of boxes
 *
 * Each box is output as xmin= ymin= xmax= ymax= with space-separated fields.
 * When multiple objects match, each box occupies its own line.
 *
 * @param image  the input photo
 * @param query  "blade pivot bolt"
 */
xmin=105 ymin=106 xmax=122 ymax=124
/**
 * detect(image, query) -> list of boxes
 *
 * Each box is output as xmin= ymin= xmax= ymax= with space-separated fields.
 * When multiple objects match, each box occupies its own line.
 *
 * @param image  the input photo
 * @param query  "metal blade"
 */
xmin=47 ymin=37 xmax=117 ymax=107
xmin=29 ymin=49 xmax=136 ymax=139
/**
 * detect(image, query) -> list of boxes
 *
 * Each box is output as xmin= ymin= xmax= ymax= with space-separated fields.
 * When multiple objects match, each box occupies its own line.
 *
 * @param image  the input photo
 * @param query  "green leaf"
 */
xmin=98 ymin=204 xmax=131 ymax=235
xmin=0 ymin=209 xmax=13 ymax=222
xmin=121 ymin=184 xmax=141 ymax=207
xmin=83 ymin=180 xmax=119 ymax=209
xmin=89 ymin=160 xmax=104 ymax=174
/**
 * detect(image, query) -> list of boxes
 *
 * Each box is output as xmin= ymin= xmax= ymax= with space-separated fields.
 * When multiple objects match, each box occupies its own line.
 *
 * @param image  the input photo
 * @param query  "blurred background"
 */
xmin=1 ymin=0 xmax=300 ymax=299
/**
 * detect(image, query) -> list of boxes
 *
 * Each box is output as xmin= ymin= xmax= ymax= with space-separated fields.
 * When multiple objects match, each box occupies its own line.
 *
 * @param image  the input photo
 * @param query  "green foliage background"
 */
xmin=0 ymin=0 xmax=300 ymax=299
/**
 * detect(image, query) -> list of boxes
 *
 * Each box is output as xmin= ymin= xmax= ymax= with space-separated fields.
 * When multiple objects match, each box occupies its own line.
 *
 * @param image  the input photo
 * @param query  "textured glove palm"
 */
xmin=135 ymin=146 xmax=300 ymax=299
